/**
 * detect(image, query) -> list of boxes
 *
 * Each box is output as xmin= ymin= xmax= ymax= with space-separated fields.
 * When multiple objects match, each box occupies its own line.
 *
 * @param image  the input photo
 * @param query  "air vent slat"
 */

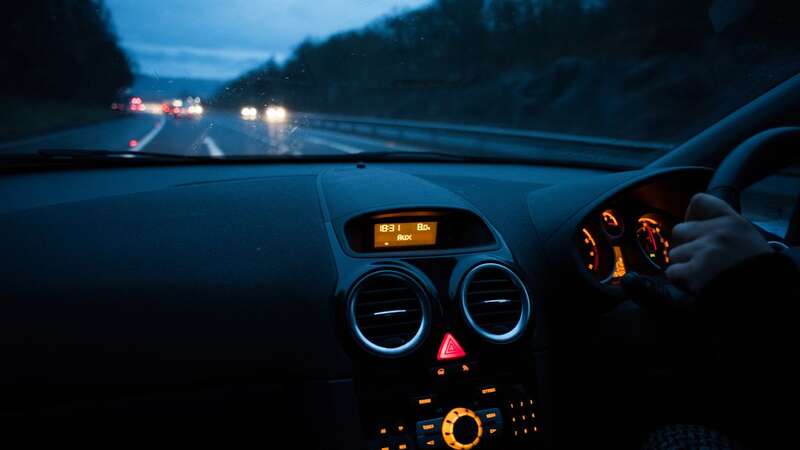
xmin=467 ymin=288 xmax=522 ymax=297
xmin=460 ymin=263 xmax=531 ymax=344
xmin=356 ymin=309 xmax=421 ymax=320
xmin=348 ymin=271 xmax=429 ymax=357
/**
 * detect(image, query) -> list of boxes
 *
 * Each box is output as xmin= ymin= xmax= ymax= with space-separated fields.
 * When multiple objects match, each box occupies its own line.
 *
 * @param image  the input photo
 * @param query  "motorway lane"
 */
xmin=0 ymin=110 xmax=433 ymax=157
xmin=156 ymin=111 xmax=430 ymax=157
xmin=0 ymin=114 xmax=164 ymax=154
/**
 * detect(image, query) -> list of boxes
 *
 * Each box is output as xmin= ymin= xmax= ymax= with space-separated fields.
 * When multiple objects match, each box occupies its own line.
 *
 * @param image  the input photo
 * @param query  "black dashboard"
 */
xmin=0 ymin=161 xmax=711 ymax=446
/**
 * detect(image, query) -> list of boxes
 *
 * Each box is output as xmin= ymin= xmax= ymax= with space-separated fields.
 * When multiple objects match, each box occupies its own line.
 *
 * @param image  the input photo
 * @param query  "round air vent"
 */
xmin=460 ymin=263 xmax=532 ymax=343
xmin=347 ymin=270 xmax=431 ymax=357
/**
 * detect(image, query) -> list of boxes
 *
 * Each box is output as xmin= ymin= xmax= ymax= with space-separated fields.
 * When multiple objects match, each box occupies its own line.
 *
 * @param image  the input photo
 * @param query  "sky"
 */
xmin=105 ymin=0 xmax=430 ymax=81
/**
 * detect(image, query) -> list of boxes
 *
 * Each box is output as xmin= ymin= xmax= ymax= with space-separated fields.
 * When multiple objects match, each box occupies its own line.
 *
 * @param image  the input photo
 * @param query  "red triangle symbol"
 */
xmin=437 ymin=332 xmax=466 ymax=361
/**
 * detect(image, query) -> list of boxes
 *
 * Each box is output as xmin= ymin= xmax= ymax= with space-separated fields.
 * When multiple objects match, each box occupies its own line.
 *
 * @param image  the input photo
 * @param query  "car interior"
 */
xmin=1 ymin=64 xmax=798 ymax=448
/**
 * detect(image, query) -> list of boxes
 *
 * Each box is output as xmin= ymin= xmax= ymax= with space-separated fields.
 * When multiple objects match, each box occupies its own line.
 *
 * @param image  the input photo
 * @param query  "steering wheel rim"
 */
xmin=707 ymin=127 xmax=800 ymax=212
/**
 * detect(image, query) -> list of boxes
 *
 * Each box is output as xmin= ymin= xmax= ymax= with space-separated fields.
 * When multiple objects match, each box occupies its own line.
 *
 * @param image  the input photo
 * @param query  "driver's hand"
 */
xmin=666 ymin=193 xmax=772 ymax=293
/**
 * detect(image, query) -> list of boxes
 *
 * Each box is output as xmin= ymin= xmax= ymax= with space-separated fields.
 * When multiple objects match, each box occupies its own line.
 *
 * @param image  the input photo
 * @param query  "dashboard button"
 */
xmin=458 ymin=362 xmax=476 ymax=374
xmin=417 ymin=434 xmax=444 ymax=449
xmin=432 ymin=366 xmax=448 ymax=378
xmin=416 ymin=418 xmax=443 ymax=435
xmin=414 ymin=395 xmax=437 ymax=407
xmin=476 ymin=408 xmax=503 ymax=435
xmin=479 ymin=386 xmax=497 ymax=396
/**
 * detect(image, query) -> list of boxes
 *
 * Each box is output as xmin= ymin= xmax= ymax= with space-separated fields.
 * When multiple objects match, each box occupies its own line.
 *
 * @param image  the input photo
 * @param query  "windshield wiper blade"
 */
xmin=34 ymin=149 xmax=205 ymax=160
xmin=352 ymin=150 xmax=477 ymax=161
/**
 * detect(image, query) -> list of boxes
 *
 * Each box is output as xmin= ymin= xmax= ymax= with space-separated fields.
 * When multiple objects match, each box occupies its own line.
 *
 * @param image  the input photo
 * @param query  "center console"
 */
xmin=329 ymin=206 xmax=546 ymax=450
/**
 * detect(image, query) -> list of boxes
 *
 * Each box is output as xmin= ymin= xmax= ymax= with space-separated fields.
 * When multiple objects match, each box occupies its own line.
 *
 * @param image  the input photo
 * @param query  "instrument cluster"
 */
xmin=577 ymin=207 xmax=676 ymax=283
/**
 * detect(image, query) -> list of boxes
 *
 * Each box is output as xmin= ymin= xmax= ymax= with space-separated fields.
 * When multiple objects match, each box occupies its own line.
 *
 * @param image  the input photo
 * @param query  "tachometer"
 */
xmin=635 ymin=216 xmax=670 ymax=268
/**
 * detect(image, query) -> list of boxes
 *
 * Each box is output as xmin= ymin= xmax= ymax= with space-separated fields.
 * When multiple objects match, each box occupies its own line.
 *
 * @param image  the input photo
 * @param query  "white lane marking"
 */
xmin=131 ymin=115 xmax=166 ymax=152
xmin=202 ymin=136 xmax=225 ymax=157
xmin=303 ymin=136 xmax=363 ymax=154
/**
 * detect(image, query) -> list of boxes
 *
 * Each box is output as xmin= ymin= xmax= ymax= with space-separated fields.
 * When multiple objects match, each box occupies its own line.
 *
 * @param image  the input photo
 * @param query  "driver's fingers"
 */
xmin=668 ymin=238 xmax=705 ymax=264
xmin=665 ymin=261 xmax=696 ymax=291
xmin=685 ymin=193 xmax=737 ymax=222
xmin=671 ymin=217 xmax=727 ymax=246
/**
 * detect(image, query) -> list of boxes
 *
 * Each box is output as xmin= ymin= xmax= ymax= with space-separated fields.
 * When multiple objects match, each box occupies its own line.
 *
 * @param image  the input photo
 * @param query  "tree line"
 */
xmin=0 ymin=0 xmax=133 ymax=105
xmin=215 ymin=0 xmax=800 ymax=141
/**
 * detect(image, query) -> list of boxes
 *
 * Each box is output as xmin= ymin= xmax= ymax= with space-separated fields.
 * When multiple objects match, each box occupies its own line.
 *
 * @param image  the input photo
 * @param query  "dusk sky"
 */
xmin=106 ymin=0 xmax=430 ymax=81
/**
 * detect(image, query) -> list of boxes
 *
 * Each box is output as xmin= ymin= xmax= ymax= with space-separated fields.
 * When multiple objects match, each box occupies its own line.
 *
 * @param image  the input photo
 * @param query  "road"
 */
xmin=0 ymin=111 xmax=432 ymax=157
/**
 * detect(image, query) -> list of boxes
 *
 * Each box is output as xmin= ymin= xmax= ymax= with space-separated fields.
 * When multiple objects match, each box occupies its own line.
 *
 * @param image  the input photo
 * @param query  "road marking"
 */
xmin=304 ymin=136 xmax=363 ymax=154
xmin=131 ymin=115 xmax=166 ymax=152
xmin=203 ymin=136 xmax=225 ymax=157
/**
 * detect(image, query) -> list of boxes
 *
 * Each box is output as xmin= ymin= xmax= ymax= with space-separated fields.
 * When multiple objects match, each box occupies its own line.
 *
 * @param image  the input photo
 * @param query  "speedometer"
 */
xmin=635 ymin=216 xmax=670 ymax=269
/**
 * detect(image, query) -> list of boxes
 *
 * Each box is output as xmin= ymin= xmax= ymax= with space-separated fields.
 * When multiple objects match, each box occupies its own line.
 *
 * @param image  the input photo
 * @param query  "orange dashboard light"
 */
xmin=486 ymin=412 xmax=497 ymax=419
xmin=418 ymin=398 xmax=432 ymax=405
xmin=602 ymin=210 xmax=619 ymax=226
xmin=461 ymin=364 xmax=470 ymax=372
xmin=436 ymin=367 xmax=446 ymax=376
xmin=422 ymin=423 xmax=435 ymax=431
xmin=612 ymin=246 xmax=627 ymax=279
xmin=437 ymin=333 xmax=466 ymax=361
xmin=399 ymin=445 xmax=408 ymax=450
xmin=481 ymin=387 xmax=497 ymax=395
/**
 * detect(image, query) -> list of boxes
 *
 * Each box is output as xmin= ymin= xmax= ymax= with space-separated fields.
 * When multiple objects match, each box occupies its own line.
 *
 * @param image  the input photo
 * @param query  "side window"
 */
xmin=740 ymin=165 xmax=800 ymax=238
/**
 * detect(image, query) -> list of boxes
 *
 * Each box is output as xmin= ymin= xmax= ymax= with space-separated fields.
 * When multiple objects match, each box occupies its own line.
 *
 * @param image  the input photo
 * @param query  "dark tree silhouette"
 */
xmin=214 ymin=0 xmax=800 ymax=141
xmin=0 ymin=0 xmax=133 ymax=104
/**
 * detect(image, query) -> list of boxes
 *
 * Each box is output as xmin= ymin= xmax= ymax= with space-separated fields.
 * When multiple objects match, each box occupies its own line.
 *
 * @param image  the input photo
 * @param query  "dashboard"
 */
xmin=0 ymin=161 xmax=711 ymax=447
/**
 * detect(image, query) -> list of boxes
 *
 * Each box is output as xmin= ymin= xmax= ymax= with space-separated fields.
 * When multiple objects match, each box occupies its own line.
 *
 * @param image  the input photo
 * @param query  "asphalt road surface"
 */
xmin=0 ymin=111 xmax=432 ymax=157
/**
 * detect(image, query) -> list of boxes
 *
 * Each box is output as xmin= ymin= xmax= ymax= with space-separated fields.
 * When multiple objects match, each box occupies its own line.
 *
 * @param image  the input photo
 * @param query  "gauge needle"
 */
xmin=647 ymin=226 xmax=656 ymax=250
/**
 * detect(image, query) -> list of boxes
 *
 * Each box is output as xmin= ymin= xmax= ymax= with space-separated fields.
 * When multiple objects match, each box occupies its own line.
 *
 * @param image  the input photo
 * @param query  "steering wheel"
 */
xmin=707 ymin=127 xmax=800 ymax=244
xmin=624 ymin=128 xmax=800 ymax=318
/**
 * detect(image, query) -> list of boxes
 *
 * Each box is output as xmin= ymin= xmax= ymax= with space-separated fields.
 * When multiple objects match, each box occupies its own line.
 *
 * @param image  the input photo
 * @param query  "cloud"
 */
xmin=123 ymin=42 xmax=285 ymax=80
xmin=107 ymin=0 xmax=431 ymax=79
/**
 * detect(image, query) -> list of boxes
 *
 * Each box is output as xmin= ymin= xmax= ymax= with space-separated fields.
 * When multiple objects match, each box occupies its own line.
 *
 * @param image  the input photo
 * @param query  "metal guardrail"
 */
xmin=295 ymin=112 xmax=675 ymax=168
xmin=298 ymin=112 xmax=673 ymax=151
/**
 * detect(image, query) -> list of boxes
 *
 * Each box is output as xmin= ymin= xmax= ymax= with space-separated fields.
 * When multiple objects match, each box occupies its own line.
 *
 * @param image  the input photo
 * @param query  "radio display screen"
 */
xmin=374 ymin=222 xmax=438 ymax=248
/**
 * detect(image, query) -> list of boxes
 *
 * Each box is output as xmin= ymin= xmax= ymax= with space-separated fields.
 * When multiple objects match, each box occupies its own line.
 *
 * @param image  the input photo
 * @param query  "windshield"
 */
xmin=1 ymin=1 xmax=798 ymax=167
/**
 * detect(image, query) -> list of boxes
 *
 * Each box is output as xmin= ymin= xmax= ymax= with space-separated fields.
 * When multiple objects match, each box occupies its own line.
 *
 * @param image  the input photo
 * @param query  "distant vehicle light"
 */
xmin=128 ymin=139 xmax=138 ymax=148
xmin=188 ymin=105 xmax=204 ymax=114
xmin=265 ymin=105 xmax=287 ymax=123
xmin=172 ymin=99 xmax=183 ymax=108
xmin=240 ymin=106 xmax=258 ymax=119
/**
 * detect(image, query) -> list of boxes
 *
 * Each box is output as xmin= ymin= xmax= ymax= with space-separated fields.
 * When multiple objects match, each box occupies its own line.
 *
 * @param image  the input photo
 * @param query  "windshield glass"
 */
xmin=1 ymin=1 xmax=798 ymax=167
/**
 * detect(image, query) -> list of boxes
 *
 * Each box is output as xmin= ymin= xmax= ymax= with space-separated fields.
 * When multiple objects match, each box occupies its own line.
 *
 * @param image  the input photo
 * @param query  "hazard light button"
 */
xmin=437 ymin=333 xmax=466 ymax=361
